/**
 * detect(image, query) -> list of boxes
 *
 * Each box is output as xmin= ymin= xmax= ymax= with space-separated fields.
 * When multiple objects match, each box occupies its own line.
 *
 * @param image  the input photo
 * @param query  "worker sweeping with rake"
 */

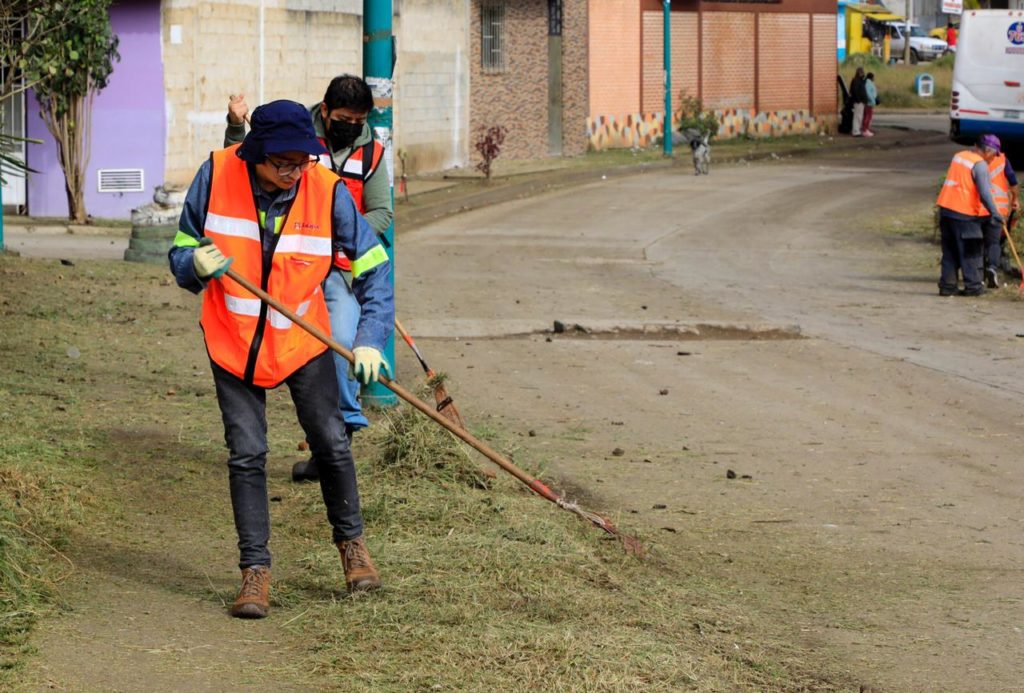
xmin=169 ymin=104 xmax=639 ymax=623
xmin=168 ymin=101 xmax=394 ymax=619
xmin=223 ymin=77 xmax=394 ymax=484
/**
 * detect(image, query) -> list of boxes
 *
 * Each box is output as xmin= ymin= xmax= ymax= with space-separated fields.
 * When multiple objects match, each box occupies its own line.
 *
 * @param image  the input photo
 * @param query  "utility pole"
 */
xmin=903 ymin=0 xmax=913 ymax=64
xmin=663 ymin=0 xmax=673 ymax=157
xmin=362 ymin=0 xmax=398 ymax=407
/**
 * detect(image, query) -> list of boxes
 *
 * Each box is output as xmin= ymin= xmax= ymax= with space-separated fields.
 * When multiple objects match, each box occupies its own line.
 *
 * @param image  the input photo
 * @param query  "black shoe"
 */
xmin=291 ymin=426 xmax=356 ymax=483
xmin=939 ymin=288 xmax=957 ymax=296
xmin=291 ymin=457 xmax=319 ymax=482
xmin=960 ymin=287 xmax=986 ymax=297
xmin=986 ymin=268 xmax=999 ymax=289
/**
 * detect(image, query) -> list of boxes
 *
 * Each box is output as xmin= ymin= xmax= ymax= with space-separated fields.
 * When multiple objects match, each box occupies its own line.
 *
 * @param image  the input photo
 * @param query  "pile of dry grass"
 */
xmin=368 ymin=384 xmax=493 ymax=491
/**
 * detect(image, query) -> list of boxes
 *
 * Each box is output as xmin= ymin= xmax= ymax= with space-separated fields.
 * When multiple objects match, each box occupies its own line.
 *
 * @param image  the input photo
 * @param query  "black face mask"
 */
xmin=327 ymin=119 xmax=363 ymax=151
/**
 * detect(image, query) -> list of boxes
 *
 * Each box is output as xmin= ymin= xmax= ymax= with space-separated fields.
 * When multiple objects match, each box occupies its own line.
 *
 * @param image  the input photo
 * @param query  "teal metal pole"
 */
xmin=663 ymin=0 xmax=673 ymax=157
xmin=362 ymin=0 xmax=398 ymax=407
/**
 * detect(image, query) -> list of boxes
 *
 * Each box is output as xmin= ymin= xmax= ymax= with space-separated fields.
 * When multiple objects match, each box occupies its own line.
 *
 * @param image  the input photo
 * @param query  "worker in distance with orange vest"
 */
xmin=935 ymin=135 xmax=1004 ymax=296
xmin=169 ymin=100 xmax=394 ymax=619
xmin=979 ymin=135 xmax=1020 ymax=288
xmin=224 ymin=76 xmax=392 ymax=484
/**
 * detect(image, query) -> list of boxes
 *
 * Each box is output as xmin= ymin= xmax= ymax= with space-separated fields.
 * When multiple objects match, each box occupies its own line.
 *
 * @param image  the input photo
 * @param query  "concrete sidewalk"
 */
xmin=2 ymin=217 xmax=130 ymax=260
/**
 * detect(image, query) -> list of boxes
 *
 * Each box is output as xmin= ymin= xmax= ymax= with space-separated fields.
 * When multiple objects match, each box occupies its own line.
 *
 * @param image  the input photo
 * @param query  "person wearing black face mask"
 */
xmin=224 ymin=75 xmax=393 ymax=483
xmin=326 ymin=117 xmax=365 ymax=152
xmin=224 ymin=76 xmax=391 ymax=235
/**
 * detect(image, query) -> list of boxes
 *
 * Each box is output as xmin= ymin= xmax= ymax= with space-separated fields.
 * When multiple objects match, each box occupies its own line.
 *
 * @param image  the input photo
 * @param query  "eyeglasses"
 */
xmin=266 ymin=156 xmax=318 ymax=177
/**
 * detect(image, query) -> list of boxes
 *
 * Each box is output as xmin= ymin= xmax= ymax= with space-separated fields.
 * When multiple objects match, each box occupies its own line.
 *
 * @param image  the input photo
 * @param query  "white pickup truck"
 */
xmin=885 ymin=22 xmax=949 ymax=63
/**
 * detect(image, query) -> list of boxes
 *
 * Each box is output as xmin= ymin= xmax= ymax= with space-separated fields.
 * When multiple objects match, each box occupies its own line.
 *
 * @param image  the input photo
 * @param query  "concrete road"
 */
xmin=872 ymin=112 xmax=950 ymax=134
xmin=398 ymin=136 xmax=1024 ymax=690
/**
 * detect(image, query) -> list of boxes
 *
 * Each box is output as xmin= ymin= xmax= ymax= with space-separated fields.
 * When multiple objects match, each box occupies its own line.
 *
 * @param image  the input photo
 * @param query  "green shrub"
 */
xmin=675 ymin=91 xmax=719 ymax=138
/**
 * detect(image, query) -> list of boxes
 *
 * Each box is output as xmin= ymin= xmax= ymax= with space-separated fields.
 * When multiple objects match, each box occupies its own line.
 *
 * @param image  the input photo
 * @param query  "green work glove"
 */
xmin=351 ymin=346 xmax=390 ymax=385
xmin=194 ymin=238 xmax=233 ymax=279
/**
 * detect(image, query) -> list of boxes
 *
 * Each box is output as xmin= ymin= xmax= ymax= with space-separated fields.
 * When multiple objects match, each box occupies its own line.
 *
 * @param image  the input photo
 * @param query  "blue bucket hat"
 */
xmin=237 ymin=100 xmax=328 ymax=163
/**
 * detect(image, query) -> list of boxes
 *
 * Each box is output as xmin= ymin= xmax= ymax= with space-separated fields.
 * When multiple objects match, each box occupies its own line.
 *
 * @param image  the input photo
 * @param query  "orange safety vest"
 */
xmin=316 ymin=137 xmax=385 ymax=271
xmin=201 ymin=144 xmax=336 ymax=388
xmin=937 ymin=150 xmax=986 ymax=217
xmin=989 ymin=153 xmax=1011 ymax=218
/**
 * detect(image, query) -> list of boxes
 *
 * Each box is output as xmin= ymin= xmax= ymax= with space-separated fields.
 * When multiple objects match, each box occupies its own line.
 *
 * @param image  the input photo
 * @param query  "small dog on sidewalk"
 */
xmin=678 ymin=128 xmax=711 ymax=176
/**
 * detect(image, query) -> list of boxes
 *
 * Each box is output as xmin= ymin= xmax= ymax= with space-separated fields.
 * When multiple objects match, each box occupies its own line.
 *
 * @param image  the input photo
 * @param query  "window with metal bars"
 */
xmin=481 ymin=1 xmax=506 ymax=73
xmin=548 ymin=0 xmax=563 ymax=37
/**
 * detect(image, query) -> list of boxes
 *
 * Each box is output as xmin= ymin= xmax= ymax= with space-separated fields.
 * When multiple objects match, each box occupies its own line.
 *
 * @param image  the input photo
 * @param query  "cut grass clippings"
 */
xmin=0 ymin=255 xmax=850 ymax=690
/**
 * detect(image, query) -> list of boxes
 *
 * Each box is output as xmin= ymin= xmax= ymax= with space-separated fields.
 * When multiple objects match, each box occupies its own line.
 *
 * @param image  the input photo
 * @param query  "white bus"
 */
xmin=950 ymin=9 xmax=1024 ymax=149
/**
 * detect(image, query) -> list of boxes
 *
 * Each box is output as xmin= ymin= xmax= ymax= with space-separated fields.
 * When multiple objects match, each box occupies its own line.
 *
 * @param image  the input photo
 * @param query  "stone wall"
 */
xmin=469 ymin=0 xmax=588 ymax=162
xmin=394 ymin=0 xmax=470 ymax=173
xmin=162 ymin=0 xmax=362 ymax=186
xmin=162 ymin=0 xmax=469 ymax=185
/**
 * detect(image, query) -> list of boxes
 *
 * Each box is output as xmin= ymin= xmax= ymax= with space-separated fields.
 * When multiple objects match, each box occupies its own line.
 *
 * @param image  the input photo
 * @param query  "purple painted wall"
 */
xmin=26 ymin=0 xmax=164 ymax=220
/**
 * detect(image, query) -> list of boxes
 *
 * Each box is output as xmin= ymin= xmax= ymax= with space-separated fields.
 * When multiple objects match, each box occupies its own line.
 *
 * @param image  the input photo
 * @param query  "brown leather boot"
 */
xmin=337 ymin=537 xmax=381 ymax=592
xmin=229 ymin=565 xmax=271 ymax=619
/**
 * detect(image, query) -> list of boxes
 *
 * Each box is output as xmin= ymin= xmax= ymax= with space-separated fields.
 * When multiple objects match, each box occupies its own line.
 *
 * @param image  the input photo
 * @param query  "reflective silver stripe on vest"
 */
xmin=223 ymin=294 xmax=262 ymax=317
xmin=267 ymin=300 xmax=312 ymax=330
xmin=342 ymin=157 xmax=364 ymax=177
xmin=274 ymin=234 xmax=332 ymax=256
xmin=952 ymin=155 xmax=977 ymax=170
xmin=206 ymin=212 xmax=260 ymax=241
xmin=222 ymin=293 xmax=315 ymax=330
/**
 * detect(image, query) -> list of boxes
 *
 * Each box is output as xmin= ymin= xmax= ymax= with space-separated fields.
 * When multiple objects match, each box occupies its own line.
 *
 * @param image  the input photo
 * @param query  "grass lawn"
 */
xmin=842 ymin=54 xmax=953 ymax=110
xmin=0 ymin=255 xmax=855 ymax=689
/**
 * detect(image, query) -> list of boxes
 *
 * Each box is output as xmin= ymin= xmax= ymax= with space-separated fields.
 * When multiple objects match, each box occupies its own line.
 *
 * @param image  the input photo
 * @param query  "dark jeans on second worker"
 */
xmin=983 ymin=217 xmax=1004 ymax=272
xmin=939 ymin=214 xmax=984 ymax=293
xmin=211 ymin=351 xmax=364 ymax=570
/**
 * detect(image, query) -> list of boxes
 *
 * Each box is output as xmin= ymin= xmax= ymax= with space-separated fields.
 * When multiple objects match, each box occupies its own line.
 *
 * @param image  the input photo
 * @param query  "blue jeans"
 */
xmin=210 ymin=352 xmax=364 ymax=569
xmin=324 ymin=267 xmax=369 ymax=430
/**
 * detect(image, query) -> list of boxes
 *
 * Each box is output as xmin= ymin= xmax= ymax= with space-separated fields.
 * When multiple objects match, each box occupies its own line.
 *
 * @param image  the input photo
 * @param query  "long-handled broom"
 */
xmin=223 ymin=267 xmax=643 ymax=555
xmin=394 ymin=318 xmax=465 ymax=428
xmin=1002 ymin=219 xmax=1024 ymax=293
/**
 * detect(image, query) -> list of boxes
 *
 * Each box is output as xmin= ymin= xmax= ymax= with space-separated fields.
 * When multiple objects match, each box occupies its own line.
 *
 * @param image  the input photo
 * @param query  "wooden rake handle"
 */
xmin=222 ymin=268 xmax=540 ymax=490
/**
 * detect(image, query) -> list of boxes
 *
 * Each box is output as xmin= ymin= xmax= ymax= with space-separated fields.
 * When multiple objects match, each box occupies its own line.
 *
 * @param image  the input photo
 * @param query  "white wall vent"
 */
xmin=97 ymin=168 xmax=144 ymax=193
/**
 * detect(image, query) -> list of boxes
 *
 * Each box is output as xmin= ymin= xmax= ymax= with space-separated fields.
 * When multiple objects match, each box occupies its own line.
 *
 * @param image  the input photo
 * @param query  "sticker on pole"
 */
xmin=941 ymin=0 xmax=962 ymax=15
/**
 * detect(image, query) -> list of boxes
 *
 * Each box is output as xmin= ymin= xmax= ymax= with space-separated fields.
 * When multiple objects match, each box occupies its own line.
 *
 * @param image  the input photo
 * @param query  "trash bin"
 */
xmin=915 ymin=74 xmax=934 ymax=97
